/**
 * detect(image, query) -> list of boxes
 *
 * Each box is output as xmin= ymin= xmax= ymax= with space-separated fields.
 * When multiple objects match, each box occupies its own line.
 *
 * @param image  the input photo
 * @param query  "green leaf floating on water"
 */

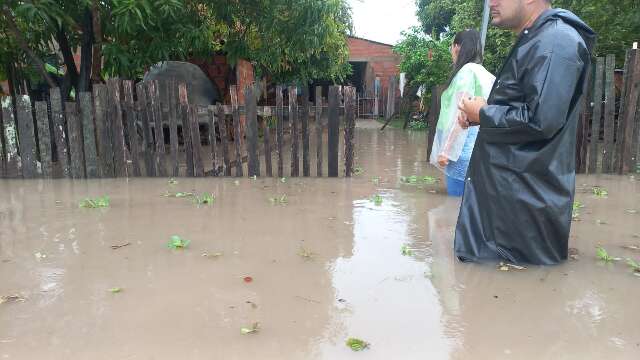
xmin=167 ymin=235 xmax=190 ymax=249
xmin=108 ymin=288 xmax=122 ymax=293
xmin=371 ymin=194 xmax=383 ymax=206
xmin=346 ymin=338 xmax=369 ymax=351
xmin=241 ymin=322 xmax=260 ymax=335
xmin=79 ymin=195 xmax=110 ymax=208
xmin=401 ymin=245 xmax=413 ymax=256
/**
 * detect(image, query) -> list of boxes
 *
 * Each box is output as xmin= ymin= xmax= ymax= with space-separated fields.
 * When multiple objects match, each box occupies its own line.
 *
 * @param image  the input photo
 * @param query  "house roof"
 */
xmin=347 ymin=35 xmax=395 ymax=48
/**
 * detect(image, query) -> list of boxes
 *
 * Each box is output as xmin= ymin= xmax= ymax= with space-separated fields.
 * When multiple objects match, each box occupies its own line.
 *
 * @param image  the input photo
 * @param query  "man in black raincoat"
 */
xmin=455 ymin=0 xmax=596 ymax=265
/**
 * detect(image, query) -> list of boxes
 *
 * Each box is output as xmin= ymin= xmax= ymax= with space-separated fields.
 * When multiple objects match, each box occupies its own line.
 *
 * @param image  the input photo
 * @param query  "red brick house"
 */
xmin=346 ymin=36 xmax=401 ymax=116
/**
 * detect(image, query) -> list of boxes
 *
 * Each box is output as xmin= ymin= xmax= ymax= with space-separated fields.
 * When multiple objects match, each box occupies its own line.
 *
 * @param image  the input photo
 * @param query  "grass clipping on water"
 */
xmin=167 ymin=235 xmax=190 ymax=249
xmin=346 ymin=338 xmax=369 ymax=351
xmin=79 ymin=195 xmax=110 ymax=208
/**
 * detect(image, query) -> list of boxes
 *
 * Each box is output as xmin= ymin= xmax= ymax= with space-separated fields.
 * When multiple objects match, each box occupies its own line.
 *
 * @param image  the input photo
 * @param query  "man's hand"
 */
xmin=459 ymin=96 xmax=487 ymax=125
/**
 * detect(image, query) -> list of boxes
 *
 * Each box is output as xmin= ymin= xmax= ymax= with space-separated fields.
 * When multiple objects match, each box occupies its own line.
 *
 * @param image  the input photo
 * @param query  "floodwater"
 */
xmin=1 ymin=120 xmax=639 ymax=359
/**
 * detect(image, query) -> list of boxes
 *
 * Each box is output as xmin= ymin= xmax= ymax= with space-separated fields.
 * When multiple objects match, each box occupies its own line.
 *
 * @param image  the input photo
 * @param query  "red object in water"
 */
xmin=243 ymin=276 xmax=253 ymax=283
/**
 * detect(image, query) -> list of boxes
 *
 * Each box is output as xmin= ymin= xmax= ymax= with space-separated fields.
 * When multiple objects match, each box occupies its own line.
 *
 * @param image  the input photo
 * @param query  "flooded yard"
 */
xmin=1 ymin=120 xmax=639 ymax=359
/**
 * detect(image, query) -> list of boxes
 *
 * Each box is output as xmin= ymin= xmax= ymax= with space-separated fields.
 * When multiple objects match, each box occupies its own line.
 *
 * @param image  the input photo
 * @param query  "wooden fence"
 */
xmin=426 ymin=48 xmax=640 ymax=175
xmin=0 ymin=81 xmax=357 ymax=179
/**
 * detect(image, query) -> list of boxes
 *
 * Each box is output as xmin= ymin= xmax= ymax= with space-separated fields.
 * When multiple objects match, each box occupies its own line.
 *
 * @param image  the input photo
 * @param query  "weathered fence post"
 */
xmin=35 ymin=101 xmax=53 ymax=177
xmin=262 ymin=96 xmax=273 ymax=177
xmin=207 ymin=105 xmax=219 ymax=176
xmin=245 ymin=85 xmax=260 ymax=177
xmin=2 ymin=96 xmax=20 ymax=177
xmin=168 ymin=80 xmax=180 ymax=177
xmin=276 ymin=85 xmax=284 ymax=177
xmin=147 ymin=80 xmax=167 ymax=176
xmin=189 ymin=105 xmax=205 ymax=177
xmin=301 ymin=86 xmax=310 ymax=177
xmin=588 ymin=57 xmax=605 ymax=174
xmin=65 ymin=102 xmax=86 ymax=179
xmin=602 ymin=55 xmax=616 ymax=173
xmin=135 ymin=82 xmax=155 ymax=176
xmin=289 ymin=86 xmax=299 ymax=177
xmin=328 ymin=85 xmax=340 ymax=177
xmin=16 ymin=95 xmax=38 ymax=178
xmin=230 ymin=85 xmax=243 ymax=177
xmin=51 ymin=88 xmax=71 ymax=177
xmin=217 ymin=104 xmax=231 ymax=176
xmin=619 ymin=49 xmax=640 ymax=173
xmin=178 ymin=83 xmax=194 ymax=177
xmin=121 ymin=82 xmax=141 ymax=177
xmin=315 ymin=86 xmax=323 ymax=177
xmin=107 ymin=79 xmax=128 ymax=177
xmin=344 ymin=86 xmax=356 ymax=177
xmin=79 ymin=92 xmax=99 ymax=178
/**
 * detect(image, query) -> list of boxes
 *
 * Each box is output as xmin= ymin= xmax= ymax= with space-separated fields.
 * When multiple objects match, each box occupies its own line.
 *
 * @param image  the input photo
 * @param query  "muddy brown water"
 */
xmin=1 ymin=120 xmax=639 ymax=359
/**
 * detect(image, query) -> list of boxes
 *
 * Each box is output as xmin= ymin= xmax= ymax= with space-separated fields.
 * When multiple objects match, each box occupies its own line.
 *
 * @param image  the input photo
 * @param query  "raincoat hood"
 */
xmin=533 ymin=9 xmax=596 ymax=54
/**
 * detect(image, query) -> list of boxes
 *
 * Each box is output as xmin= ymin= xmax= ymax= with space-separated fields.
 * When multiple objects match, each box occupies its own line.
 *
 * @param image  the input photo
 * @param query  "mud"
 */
xmin=1 ymin=120 xmax=639 ymax=359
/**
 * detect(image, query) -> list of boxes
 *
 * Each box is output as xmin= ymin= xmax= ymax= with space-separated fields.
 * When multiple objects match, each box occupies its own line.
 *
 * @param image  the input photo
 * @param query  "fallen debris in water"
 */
xmin=111 ymin=242 xmax=131 ymax=250
xmin=0 ymin=294 xmax=26 ymax=304
xmin=569 ymin=248 xmax=580 ymax=261
xmin=240 ymin=322 xmax=260 ymax=335
xmin=498 ymin=262 xmax=527 ymax=271
xmin=346 ymin=338 xmax=370 ymax=351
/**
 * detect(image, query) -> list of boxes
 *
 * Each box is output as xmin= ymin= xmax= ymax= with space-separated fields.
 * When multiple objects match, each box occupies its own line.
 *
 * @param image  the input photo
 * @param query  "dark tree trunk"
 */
xmin=78 ymin=8 xmax=93 ymax=92
xmin=90 ymin=0 xmax=103 ymax=83
xmin=56 ymin=25 xmax=79 ymax=99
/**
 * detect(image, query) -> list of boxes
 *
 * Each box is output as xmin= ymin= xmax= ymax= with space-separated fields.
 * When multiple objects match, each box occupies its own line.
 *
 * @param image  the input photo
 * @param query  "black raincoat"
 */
xmin=454 ymin=9 xmax=596 ymax=265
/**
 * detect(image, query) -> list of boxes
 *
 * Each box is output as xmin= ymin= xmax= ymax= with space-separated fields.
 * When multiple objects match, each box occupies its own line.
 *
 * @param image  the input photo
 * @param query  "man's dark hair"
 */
xmin=447 ymin=29 xmax=483 ymax=87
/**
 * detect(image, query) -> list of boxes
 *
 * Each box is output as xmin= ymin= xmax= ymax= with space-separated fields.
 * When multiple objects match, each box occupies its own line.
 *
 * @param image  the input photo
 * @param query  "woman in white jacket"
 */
xmin=429 ymin=30 xmax=495 ymax=196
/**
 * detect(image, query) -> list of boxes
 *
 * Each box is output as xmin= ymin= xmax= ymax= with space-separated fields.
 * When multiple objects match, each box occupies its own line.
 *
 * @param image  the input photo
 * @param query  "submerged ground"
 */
xmin=1 ymin=120 xmax=639 ymax=359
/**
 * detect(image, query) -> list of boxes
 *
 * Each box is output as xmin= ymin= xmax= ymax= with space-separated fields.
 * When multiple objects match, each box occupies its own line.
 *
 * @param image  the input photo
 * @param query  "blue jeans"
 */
xmin=446 ymin=176 xmax=465 ymax=197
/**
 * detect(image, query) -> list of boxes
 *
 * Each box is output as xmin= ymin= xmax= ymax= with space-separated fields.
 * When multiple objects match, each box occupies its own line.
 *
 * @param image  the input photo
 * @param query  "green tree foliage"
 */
xmin=0 ymin=0 xmax=353 ymax=96
xmin=393 ymin=26 xmax=451 ymax=104
xmin=404 ymin=0 xmax=640 ymax=99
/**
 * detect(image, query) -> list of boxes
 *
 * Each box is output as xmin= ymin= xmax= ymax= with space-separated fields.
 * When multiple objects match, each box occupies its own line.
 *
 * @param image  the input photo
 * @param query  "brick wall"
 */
xmin=347 ymin=37 xmax=401 ymax=100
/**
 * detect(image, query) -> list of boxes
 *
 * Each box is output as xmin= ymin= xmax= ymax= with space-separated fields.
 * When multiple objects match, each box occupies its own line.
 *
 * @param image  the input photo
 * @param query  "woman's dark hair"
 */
xmin=447 ymin=29 xmax=483 ymax=86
